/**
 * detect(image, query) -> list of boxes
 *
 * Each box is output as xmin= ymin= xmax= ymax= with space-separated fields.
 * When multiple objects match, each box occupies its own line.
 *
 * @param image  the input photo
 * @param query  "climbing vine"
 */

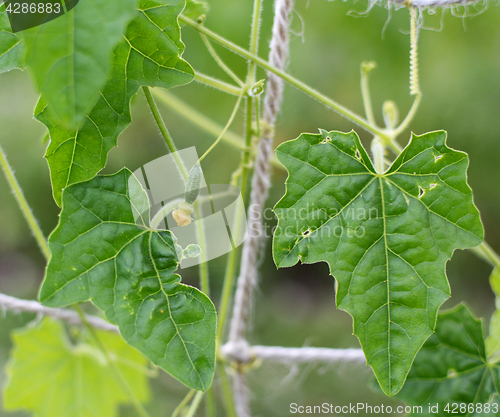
xmin=1 ymin=0 xmax=500 ymax=416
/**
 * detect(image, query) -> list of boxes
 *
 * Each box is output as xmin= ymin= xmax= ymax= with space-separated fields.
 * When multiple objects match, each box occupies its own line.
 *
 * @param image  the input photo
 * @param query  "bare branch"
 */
xmin=222 ymin=342 xmax=365 ymax=364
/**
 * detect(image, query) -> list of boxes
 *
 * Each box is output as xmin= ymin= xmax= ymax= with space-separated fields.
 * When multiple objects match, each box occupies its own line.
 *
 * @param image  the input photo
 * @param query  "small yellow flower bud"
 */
xmin=172 ymin=202 xmax=194 ymax=227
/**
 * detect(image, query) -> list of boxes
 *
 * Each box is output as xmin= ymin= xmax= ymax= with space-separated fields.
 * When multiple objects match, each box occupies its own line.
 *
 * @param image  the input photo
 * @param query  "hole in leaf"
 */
xmin=302 ymin=229 xmax=311 ymax=237
xmin=355 ymin=149 xmax=361 ymax=160
xmin=434 ymin=154 xmax=443 ymax=162
xmin=429 ymin=183 xmax=437 ymax=190
xmin=418 ymin=186 xmax=425 ymax=198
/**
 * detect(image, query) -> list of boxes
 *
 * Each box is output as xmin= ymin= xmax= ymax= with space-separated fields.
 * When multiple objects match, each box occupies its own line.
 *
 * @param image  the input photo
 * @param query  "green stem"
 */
xmin=205 ymin=386 xmax=216 ymax=417
xmin=194 ymin=201 xmax=210 ymax=296
xmin=201 ymin=35 xmax=245 ymax=87
xmin=151 ymin=199 xmax=184 ymax=230
xmin=254 ymin=95 xmax=261 ymax=140
xmin=199 ymin=91 xmax=244 ymax=162
xmin=185 ymin=391 xmax=204 ymax=417
xmin=195 ymin=72 xmax=243 ymax=96
xmin=151 ymin=192 xmax=233 ymax=231
xmin=247 ymin=0 xmax=262 ymax=84
xmin=371 ymin=138 xmax=385 ymax=175
xmin=391 ymin=94 xmax=421 ymax=139
xmin=382 ymin=137 xmax=403 ymax=155
xmin=74 ymin=305 xmax=151 ymax=417
xmin=180 ymin=15 xmax=389 ymax=141
xmin=143 ymin=86 xmax=210 ymax=300
xmin=151 ymin=90 xmax=283 ymax=170
xmin=217 ymin=96 xmax=254 ymax=346
xmin=142 ymin=87 xmax=188 ymax=181
xmin=240 ymin=97 xmax=255 ymax=205
xmin=172 ymin=389 xmax=196 ymax=417
xmin=152 ymin=89 xmax=244 ymax=150
xmin=217 ymin=245 xmax=239 ymax=343
xmin=472 ymin=242 xmax=500 ymax=270
xmin=216 ymin=0 xmax=262 ymax=348
xmin=389 ymin=7 xmax=422 ymax=141
xmin=361 ymin=62 xmax=377 ymax=127
xmin=0 ymin=145 xmax=50 ymax=261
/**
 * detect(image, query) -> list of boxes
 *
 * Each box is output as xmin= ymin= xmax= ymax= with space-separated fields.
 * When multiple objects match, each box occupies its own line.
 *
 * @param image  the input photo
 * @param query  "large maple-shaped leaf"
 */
xmin=273 ymin=130 xmax=483 ymax=395
xmin=0 ymin=7 xmax=24 ymax=73
xmin=39 ymin=169 xmax=216 ymax=391
xmin=4 ymin=318 xmax=150 ymax=417
xmin=21 ymin=0 xmax=138 ymax=129
xmin=396 ymin=304 xmax=500 ymax=416
xmin=37 ymin=0 xmax=194 ymax=206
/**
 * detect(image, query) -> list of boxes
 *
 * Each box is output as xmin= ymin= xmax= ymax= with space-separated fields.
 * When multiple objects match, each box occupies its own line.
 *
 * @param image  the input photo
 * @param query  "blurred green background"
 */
xmin=1 ymin=0 xmax=500 ymax=415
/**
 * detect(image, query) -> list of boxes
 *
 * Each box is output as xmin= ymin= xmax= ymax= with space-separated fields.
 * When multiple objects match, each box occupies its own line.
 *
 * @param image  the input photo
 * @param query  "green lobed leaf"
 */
xmin=396 ymin=304 xmax=500 ymax=416
xmin=39 ymin=169 xmax=216 ymax=391
xmin=4 ymin=317 xmax=150 ymax=417
xmin=273 ymin=130 xmax=484 ymax=395
xmin=0 ymin=6 xmax=24 ymax=73
xmin=36 ymin=0 xmax=194 ymax=206
xmin=21 ymin=0 xmax=138 ymax=129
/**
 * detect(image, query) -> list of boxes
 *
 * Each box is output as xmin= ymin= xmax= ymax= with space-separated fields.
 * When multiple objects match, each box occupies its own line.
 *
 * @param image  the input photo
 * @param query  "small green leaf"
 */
xmin=0 ymin=7 xmax=24 ymax=73
xmin=273 ymin=130 xmax=483 ymax=395
xmin=183 ymin=0 xmax=208 ymax=21
xmin=37 ymin=0 xmax=194 ymax=206
xmin=183 ymin=243 xmax=202 ymax=259
xmin=40 ymin=169 xmax=216 ymax=391
xmin=396 ymin=304 xmax=500 ymax=416
xmin=21 ymin=0 xmax=138 ymax=129
xmin=4 ymin=317 xmax=150 ymax=417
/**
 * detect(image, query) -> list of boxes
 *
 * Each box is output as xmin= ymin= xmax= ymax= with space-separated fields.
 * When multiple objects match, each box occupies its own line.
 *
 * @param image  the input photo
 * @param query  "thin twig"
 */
xmin=201 ymin=35 xmax=245 ymax=87
xmin=142 ymin=86 xmax=189 ymax=181
xmin=199 ymin=91 xmax=245 ymax=162
xmin=194 ymin=72 xmax=243 ymax=96
xmin=172 ymin=389 xmax=196 ymax=417
xmin=0 ymin=293 xmax=118 ymax=333
xmin=185 ymin=391 xmax=204 ymax=417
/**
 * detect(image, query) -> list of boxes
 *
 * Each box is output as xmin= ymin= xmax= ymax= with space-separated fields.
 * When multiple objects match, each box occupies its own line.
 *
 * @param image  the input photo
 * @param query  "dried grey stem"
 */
xmin=250 ymin=346 xmax=366 ymax=364
xmin=232 ymin=373 xmax=252 ymax=417
xmin=221 ymin=342 xmax=365 ymax=364
xmin=1 ymin=293 xmax=366 ymax=368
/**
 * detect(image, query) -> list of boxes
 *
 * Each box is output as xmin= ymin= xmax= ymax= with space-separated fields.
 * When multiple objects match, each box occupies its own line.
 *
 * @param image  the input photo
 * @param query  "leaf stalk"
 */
xmin=0 ymin=145 xmax=50 ymax=261
xmin=180 ymin=15 xmax=389 ymax=142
